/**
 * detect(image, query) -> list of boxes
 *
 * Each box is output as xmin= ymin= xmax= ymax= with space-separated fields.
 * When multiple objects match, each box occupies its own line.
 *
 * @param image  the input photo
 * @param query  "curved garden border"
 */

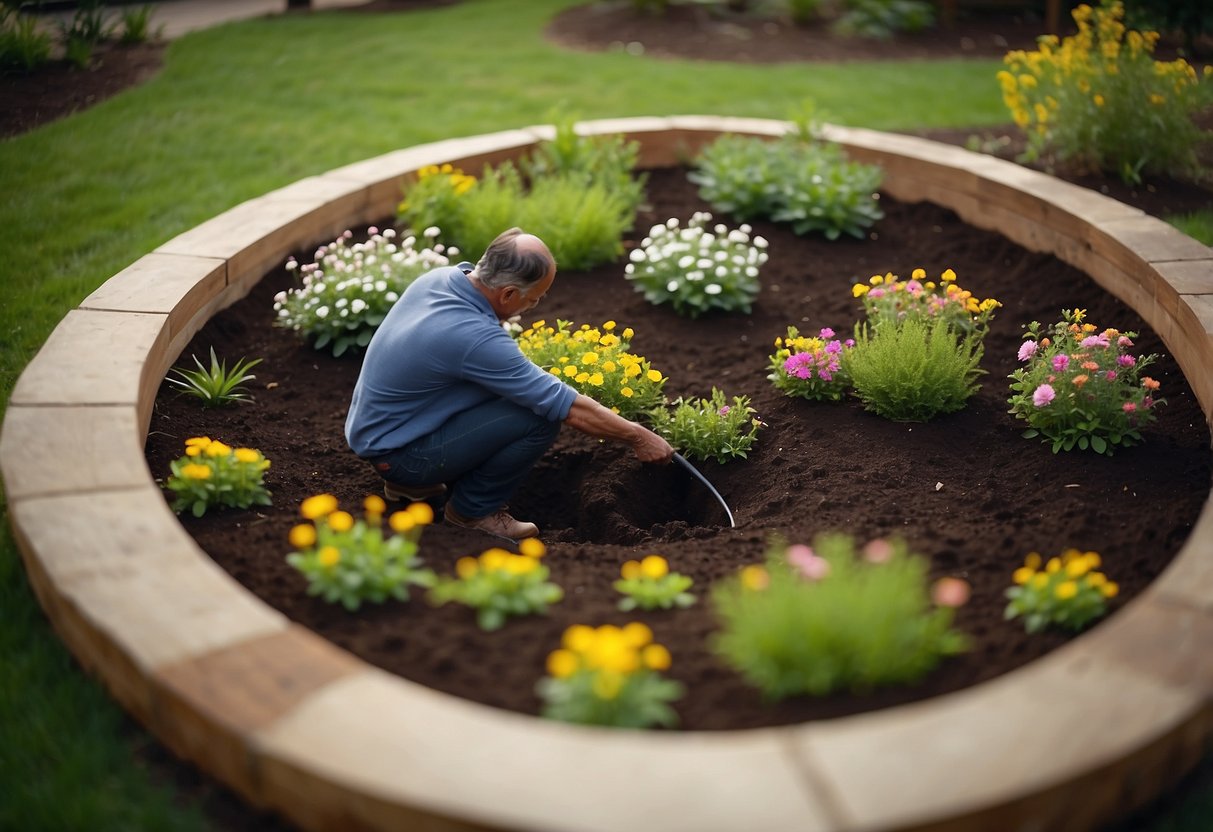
xmin=3 ymin=116 xmax=1213 ymax=832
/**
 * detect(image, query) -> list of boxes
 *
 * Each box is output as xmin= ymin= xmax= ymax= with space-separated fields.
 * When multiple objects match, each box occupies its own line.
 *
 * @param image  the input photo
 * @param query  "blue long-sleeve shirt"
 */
xmin=345 ymin=264 xmax=577 ymax=458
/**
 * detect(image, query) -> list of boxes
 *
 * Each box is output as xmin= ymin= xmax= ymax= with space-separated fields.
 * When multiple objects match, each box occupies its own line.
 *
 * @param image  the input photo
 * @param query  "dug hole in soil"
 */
xmin=142 ymin=165 xmax=1213 ymax=731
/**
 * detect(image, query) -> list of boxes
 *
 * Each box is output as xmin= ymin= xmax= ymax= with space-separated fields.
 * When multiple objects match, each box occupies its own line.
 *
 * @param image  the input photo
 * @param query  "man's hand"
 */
xmin=631 ymin=425 xmax=674 ymax=464
xmin=565 ymin=394 xmax=674 ymax=463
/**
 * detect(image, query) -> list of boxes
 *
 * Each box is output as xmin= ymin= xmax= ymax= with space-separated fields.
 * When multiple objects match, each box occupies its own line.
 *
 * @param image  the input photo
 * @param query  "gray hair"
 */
xmin=474 ymin=227 xmax=554 ymax=289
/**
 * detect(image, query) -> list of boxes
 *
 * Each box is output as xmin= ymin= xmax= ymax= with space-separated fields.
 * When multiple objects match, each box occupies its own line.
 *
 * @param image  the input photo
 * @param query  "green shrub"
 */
xmin=520 ymin=114 xmax=645 ymax=216
xmin=998 ymin=0 xmax=1213 ymax=184
xmin=833 ymin=0 xmax=934 ymax=39
xmin=1123 ymin=0 xmax=1213 ymax=56
xmin=624 ymin=212 xmax=768 ymax=317
xmin=0 ymin=7 xmax=52 ymax=73
xmin=118 ymin=5 xmax=159 ymax=46
xmin=1007 ymin=308 xmax=1162 ymax=455
xmin=689 ymin=133 xmax=884 ymax=240
xmin=430 ymin=542 xmax=563 ymax=631
xmin=712 ymin=535 xmax=969 ymax=699
xmin=785 ymin=0 xmax=824 ymax=25
xmin=164 ymin=437 xmax=272 ymax=518
xmin=844 ymin=316 xmax=984 ymax=422
xmin=647 ymin=387 xmax=763 ymax=463
xmin=1005 ymin=549 xmax=1118 ymax=633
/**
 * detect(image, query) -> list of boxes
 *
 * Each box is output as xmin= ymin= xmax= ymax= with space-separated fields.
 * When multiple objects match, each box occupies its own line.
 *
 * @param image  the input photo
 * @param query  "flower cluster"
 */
xmin=164 ymin=437 xmax=271 ymax=517
xmin=428 ymin=538 xmax=562 ymax=631
xmin=536 ymin=622 xmax=683 ymax=728
xmin=624 ymin=212 xmax=768 ymax=318
xmin=275 ymin=227 xmax=457 ymax=356
xmin=1005 ymin=549 xmax=1118 ymax=633
xmin=851 ymin=267 xmax=1000 ymax=338
xmin=286 ymin=495 xmax=436 ymax=611
xmin=767 ymin=325 xmax=854 ymax=401
xmin=515 ymin=319 xmax=667 ymax=419
xmin=647 ymin=387 xmax=763 ymax=464
xmin=997 ymin=1 xmax=1213 ymax=183
xmin=396 ymin=163 xmax=477 ymax=244
xmin=712 ymin=535 xmax=970 ymax=699
xmin=614 ymin=554 xmax=696 ymax=612
xmin=1008 ymin=308 xmax=1162 ymax=454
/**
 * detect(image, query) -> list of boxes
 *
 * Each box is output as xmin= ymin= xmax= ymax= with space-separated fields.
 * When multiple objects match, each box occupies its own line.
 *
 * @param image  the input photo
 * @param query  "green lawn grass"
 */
xmin=1 ymin=0 xmax=1209 ymax=828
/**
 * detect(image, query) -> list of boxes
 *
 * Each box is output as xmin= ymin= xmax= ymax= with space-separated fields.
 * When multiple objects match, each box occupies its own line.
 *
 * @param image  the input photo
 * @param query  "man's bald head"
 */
xmin=474 ymin=227 xmax=556 ymax=290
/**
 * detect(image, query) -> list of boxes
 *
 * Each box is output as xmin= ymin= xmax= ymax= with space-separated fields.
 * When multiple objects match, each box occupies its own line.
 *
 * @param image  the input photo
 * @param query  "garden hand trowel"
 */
xmin=672 ymin=453 xmax=735 ymax=529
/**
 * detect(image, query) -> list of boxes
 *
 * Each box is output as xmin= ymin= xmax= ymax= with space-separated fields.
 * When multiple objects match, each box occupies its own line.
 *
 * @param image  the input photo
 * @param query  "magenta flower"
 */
xmin=783 ymin=352 xmax=814 ymax=379
xmin=788 ymin=544 xmax=830 ymax=582
xmin=1017 ymin=340 xmax=1037 ymax=362
xmin=1117 ymin=354 xmax=1136 ymax=367
xmin=1104 ymin=370 xmax=1117 ymax=381
xmin=819 ymin=327 xmax=835 ymax=339
xmin=1033 ymin=384 xmax=1056 ymax=407
xmin=718 ymin=405 xmax=730 ymax=416
xmin=1080 ymin=334 xmax=1110 ymax=349
xmin=1052 ymin=354 xmax=1070 ymax=372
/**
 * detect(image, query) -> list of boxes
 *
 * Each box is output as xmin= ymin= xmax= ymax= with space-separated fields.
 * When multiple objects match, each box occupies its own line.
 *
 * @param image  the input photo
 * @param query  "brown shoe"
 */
xmin=383 ymin=480 xmax=447 ymax=502
xmin=444 ymin=504 xmax=538 ymax=541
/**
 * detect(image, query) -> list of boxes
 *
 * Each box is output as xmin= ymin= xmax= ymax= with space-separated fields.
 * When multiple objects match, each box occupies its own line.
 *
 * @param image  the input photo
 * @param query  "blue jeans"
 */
xmin=367 ymin=399 xmax=561 ymax=518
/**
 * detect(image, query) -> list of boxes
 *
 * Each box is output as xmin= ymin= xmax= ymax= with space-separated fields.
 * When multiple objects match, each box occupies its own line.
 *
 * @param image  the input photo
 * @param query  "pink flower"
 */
xmin=1117 ymin=354 xmax=1136 ymax=367
xmin=783 ymin=352 xmax=814 ymax=380
xmin=862 ymin=539 xmax=894 ymax=564
xmin=1105 ymin=370 xmax=1117 ymax=381
xmin=1123 ymin=402 xmax=1137 ymax=413
xmin=1017 ymin=340 xmax=1038 ymax=362
xmin=1033 ymin=384 xmax=1056 ymax=407
xmin=932 ymin=577 xmax=971 ymax=608
xmin=1052 ymin=354 xmax=1070 ymax=372
xmin=868 ymin=288 xmax=886 ymax=299
xmin=1118 ymin=335 xmax=1134 ymax=347
xmin=1081 ymin=334 xmax=1110 ymax=349
xmin=718 ymin=405 xmax=730 ymax=416
xmin=788 ymin=545 xmax=830 ymax=582
xmin=819 ymin=327 xmax=835 ymax=339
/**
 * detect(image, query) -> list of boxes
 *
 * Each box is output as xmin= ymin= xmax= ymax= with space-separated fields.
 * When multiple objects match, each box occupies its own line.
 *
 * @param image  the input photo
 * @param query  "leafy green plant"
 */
xmin=520 ymin=113 xmax=645 ymax=215
xmin=166 ymin=346 xmax=262 ymax=407
xmin=1005 ymin=549 xmax=1118 ymax=633
xmin=998 ymin=1 xmax=1213 ymax=184
xmin=275 ymin=226 xmax=457 ymax=356
xmin=1124 ymin=0 xmax=1213 ymax=55
xmin=0 ymin=6 xmax=52 ymax=73
xmin=164 ymin=437 xmax=272 ymax=517
xmin=844 ymin=316 xmax=984 ymax=421
xmin=689 ymin=133 xmax=884 ymax=240
xmin=833 ymin=0 xmax=934 ymax=39
xmin=516 ymin=318 xmax=668 ymax=420
xmin=537 ymin=622 xmax=683 ymax=728
xmin=429 ymin=538 xmax=562 ymax=631
xmin=57 ymin=0 xmax=114 ymax=69
xmin=785 ymin=0 xmax=824 ymax=25
xmin=614 ymin=554 xmax=696 ymax=611
xmin=767 ymin=324 xmax=854 ymax=401
xmin=624 ymin=212 xmax=768 ymax=317
xmin=648 ymin=387 xmax=763 ymax=463
xmin=285 ymin=494 xmax=436 ymax=611
xmin=712 ymin=535 xmax=970 ymax=699
xmin=118 ymin=5 xmax=159 ymax=45
xmin=1007 ymin=308 xmax=1162 ymax=455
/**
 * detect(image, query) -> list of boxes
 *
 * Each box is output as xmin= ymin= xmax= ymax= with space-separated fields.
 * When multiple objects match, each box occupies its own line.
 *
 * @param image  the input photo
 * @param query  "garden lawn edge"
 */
xmin=3 ymin=117 xmax=1212 ymax=832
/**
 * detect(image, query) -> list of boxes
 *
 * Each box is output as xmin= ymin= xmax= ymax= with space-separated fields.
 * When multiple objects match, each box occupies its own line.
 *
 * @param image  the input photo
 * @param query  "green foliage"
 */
xmin=166 ymin=346 xmax=261 ymax=407
xmin=285 ymin=497 xmax=436 ymax=612
xmin=1167 ymin=209 xmax=1213 ymax=245
xmin=998 ymin=1 xmax=1213 ymax=184
xmin=164 ymin=437 xmax=272 ymax=518
xmin=648 ymin=387 xmax=763 ymax=463
xmin=767 ymin=324 xmax=853 ymax=401
xmin=1123 ymin=0 xmax=1213 ymax=54
xmin=614 ymin=554 xmax=696 ymax=611
xmin=844 ymin=316 xmax=984 ymax=422
xmin=57 ymin=0 xmax=114 ymax=69
xmin=118 ymin=5 xmax=159 ymax=46
xmin=624 ymin=211 xmax=768 ymax=317
xmin=833 ymin=0 xmax=934 ymax=39
xmin=429 ymin=545 xmax=563 ymax=631
xmin=520 ymin=113 xmax=646 ymax=214
xmin=516 ymin=318 xmax=668 ymax=420
xmin=785 ymin=0 xmax=824 ymax=25
xmin=274 ymin=226 xmax=456 ymax=356
xmin=689 ymin=133 xmax=884 ymax=240
xmin=0 ymin=7 xmax=51 ymax=73
xmin=712 ymin=535 xmax=969 ymax=699
xmin=538 ymin=622 xmax=683 ymax=729
xmin=1005 ymin=549 xmax=1118 ymax=633
xmin=1007 ymin=309 xmax=1162 ymax=455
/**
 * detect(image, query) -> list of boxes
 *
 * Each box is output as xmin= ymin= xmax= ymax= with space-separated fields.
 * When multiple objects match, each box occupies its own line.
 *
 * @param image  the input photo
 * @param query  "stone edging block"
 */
xmin=3 ymin=117 xmax=1213 ymax=832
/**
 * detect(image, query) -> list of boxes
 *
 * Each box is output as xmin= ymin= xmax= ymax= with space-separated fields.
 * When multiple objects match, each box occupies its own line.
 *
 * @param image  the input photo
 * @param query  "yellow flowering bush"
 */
xmin=428 ymin=538 xmax=562 ymax=631
xmin=396 ymin=163 xmax=477 ymax=246
xmin=997 ymin=1 xmax=1213 ymax=184
xmin=516 ymin=318 xmax=668 ymax=419
xmin=614 ymin=554 xmax=696 ymax=611
xmin=286 ymin=495 xmax=436 ymax=611
xmin=1005 ymin=548 xmax=1119 ymax=633
xmin=851 ymin=267 xmax=1000 ymax=339
xmin=165 ymin=437 xmax=271 ymax=517
xmin=536 ymin=622 xmax=684 ymax=728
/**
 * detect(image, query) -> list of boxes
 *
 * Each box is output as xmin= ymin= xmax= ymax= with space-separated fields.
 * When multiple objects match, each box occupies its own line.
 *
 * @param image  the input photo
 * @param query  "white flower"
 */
xmin=714 ymin=251 xmax=728 ymax=262
xmin=746 ymin=266 xmax=758 ymax=277
xmin=666 ymin=280 xmax=680 ymax=292
xmin=716 ymin=266 xmax=729 ymax=278
xmin=754 ymin=236 xmax=768 ymax=249
xmin=385 ymin=292 xmax=398 ymax=302
xmin=740 ymin=223 xmax=752 ymax=234
xmin=315 ymin=306 xmax=329 ymax=318
xmin=630 ymin=249 xmax=647 ymax=263
xmin=678 ymin=255 xmax=694 ymax=269
xmin=424 ymin=226 xmax=440 ymax=238
xmin=704 ymin=284 xmax=722 ymax=295
xmin=666 ymin=218 xmax=678 ymax=229
xmin=624 ymin=263 xmax=635 ymax=275
xmin=273 ymin=291 xmax=287 ymax=304
xmin=687 ymin=271 xmax=703 ymax=282
xmin=351 ymin=299 xmax=367 ymax=314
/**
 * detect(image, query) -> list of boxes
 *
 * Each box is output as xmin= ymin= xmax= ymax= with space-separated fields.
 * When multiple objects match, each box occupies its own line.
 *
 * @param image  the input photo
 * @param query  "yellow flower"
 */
xmin=185 ymin=436 xmax=212 ymax=448
xmin=641 ymin=643 xmax=672 ymax=671
xmin=1101 ymin=581 xmax=1119 ymax=598
xmin=941 ymin=268 xmax=957 ymax=283
xmin=620 ymin=560 xmax=641 ymax=580
xmin=562 ymin=624 xmax=595 ymax=653
xmin=592 ymin=670 xmax=624 ymax=700
xmin=1093 ymin=94 xmax=1105 ymax=107
xmin=869 ymin=274 xmax=884 ymax=285
xmin=364 ymin=495 xmax=386 ymax=516
xmin=327 ymin=511 xmax=355 ymax=533
xmin=518 ymin=538 xmax=546 ymax=558
xmin=546 ymin=649 xmax=579 ymax=679
xmin=503 ymin=555 xmax=538 ymax=575
xmin=646 ymin=369 xmax=663 ymax=383
xmin=1013 ymin=566 xmax=1035 ymax=585
xmin=1065 ymin=558 xmax=1091 ymax=578
xmin=581 ymin=352 xmax=599 ymax=365
xmin=740 ymin=564 xmax=769 ymax=591
xmin=620 ymin=387 xmax=634 ymax=398
xmin=575 ymin=372 xmax=590 ymax=384
xmin=588 ymin=372 xmax=604 ymax=386
xmin=622 ymin=622 xmax=653 ymax=648
xmin=624 ymin=364 xmax=641 ymax=378
xmin=640 ymin=554 xmax=668 ymax=579
xmin=1055 ymin=581 xmax=1078 ymax=600
xmin=601 ymin=361 xmax=617 ymax=373
xmin=180 ymin=463 xmax=211 ymax=480
xmin=852 ymin=283 xmax=870 ymax=298
xmin=289 ymin=523 xmax=317 ymax=549
xmin=622 ymin=327 xmax=634 ymax=340
xmin=1046 ymin=557 xmax=1061 ymax=573
xmin=455 ymin=557 xmax=479 ymax=579
xmin=301 ymin=494 xmax=338 ymax=520
xmin=1031 ymin=573 xmax=1050 ymax=590
xmin=563 ymin=365 xmax=578 ymax=378
xmin=388 ymin=512 xmax=415 ymax=533
xmin=318 ymin=546 xmax=341 ymax=568
xmin=204 ymin=440 xmax=232 ymax=458
xmin=185 ymin=445 xmax=202 ymax=457
xmin=480 ymin=548 xmax=511 ymax=572
xmin=406 ymin=502 xmax=434 ymax=526
xmin=233 ymin=447 xmax=261 ymax=463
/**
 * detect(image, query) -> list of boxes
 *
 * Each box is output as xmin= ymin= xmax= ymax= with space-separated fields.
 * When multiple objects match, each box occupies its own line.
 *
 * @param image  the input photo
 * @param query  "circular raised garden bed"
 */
xmin=4 ymin=117 xmax=1213 ymax=832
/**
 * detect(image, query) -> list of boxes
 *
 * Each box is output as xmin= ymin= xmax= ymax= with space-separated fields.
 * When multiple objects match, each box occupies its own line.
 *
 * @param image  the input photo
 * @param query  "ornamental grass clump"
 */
xmin=614 ymin=554 xmax=696 ymax=612
xmin=767 ymin=325 xmax=854 ymax=401
xmin=516 ymin=319 xmax=667 ymax=419
xmin=997 ymin=0 xmax=1213 ymax=184
xmin=647 ymin=388 xmax=763 ymax=464
xmin=1005 ymin=549 xmax=1118 ymax=633
xmin=711 ymin=535 xmax=970 ymax=699
xmin=688 ymin=133 xmax=883 ymax=240
xmin=164 ymin=437 xmax=271 ymax=518
xmin=1007 ymin=309 xmax=1162 ymax=455
xmin=166 ymin=347 xmax=261 ymax=407
xmin=537 ymin=622 xmax=683 ymax=728
xmin=429 ymin=538 xmax=563 ymax=631
xmin=286 ymin=495 xmax=436 ymax=611
xmin=624 ymin=212 xmax=768 ymax=317
xmin=275 ymin=227 xmax=456 ymax=356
